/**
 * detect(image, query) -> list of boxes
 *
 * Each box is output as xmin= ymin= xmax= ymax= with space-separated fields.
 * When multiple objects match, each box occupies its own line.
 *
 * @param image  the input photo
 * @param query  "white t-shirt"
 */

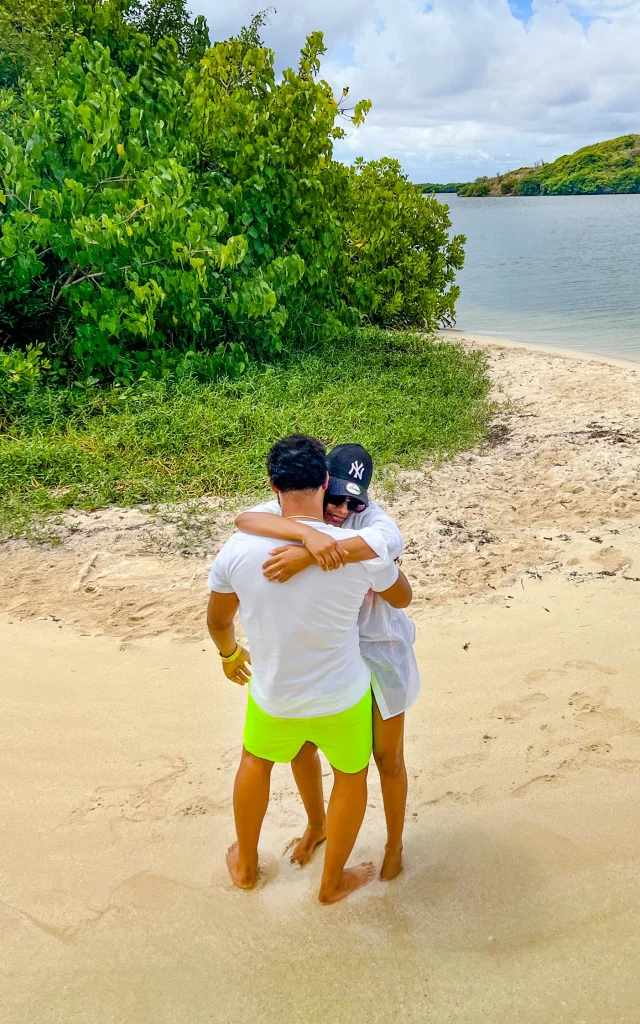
xmin=247 ymin=498 xmax=420 ymax=720
xmin=208 ymin=522 xmax=399 ymax=719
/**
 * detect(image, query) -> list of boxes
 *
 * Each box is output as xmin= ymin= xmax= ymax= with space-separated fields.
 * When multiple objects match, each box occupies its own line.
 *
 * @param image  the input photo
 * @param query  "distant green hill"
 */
xmin=458 ymin=135 xmax=640 ymax=196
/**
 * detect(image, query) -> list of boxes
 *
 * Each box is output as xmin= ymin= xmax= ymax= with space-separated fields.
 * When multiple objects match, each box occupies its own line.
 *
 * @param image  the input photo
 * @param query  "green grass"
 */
xmin=0 ymin=329 xmax=492 ymax=538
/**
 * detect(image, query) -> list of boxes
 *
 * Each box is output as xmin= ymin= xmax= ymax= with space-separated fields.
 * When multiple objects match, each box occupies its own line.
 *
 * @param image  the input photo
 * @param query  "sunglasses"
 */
xmin=325 ymin=494 xmax=367 ymax=514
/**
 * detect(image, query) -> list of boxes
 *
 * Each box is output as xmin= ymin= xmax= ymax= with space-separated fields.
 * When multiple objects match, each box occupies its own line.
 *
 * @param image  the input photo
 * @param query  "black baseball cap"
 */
xmin=326 ymin=443 xmax=373 ymax=507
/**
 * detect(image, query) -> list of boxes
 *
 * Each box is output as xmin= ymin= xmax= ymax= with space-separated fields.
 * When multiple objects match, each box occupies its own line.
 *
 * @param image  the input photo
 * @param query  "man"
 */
xmin=233 ymin=441 xmax=419 ymax=882
xmin=207 ymin=434 xmax=411 ymax=905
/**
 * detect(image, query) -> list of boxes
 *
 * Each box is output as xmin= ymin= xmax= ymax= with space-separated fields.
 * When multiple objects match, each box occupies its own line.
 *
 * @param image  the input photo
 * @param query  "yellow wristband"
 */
xmin=219 ymin=646 xmax=241 ymax=663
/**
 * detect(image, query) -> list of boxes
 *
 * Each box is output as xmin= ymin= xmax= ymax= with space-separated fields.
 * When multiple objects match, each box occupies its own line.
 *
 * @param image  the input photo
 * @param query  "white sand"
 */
xmin=1 ymin=335 xmax=640 ymax=1023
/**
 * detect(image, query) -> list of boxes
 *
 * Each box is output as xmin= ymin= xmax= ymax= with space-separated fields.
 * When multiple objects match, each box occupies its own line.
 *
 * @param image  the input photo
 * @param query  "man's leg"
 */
xmin=227 ymin=746 xmax=274 ymax=889
xmin=289 ymin=742 xmax=327 ymax=867
xmin=373 ymin=706 xmax=407 ymax=881
xmin=317 ymin=765 xmax=375 ymax=905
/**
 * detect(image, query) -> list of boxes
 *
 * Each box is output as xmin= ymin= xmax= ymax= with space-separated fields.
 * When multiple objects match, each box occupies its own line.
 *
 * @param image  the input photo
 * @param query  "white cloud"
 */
xmin=196 ymin=0 xmax=640 ymax=181
xmin=564 ymin=0 xmax=640 ymax=15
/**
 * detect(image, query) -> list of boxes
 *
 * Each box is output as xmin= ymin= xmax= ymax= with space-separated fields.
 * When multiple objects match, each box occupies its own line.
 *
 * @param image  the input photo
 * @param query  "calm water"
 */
xmin=443 ymin=194 xmax=640 ymax=359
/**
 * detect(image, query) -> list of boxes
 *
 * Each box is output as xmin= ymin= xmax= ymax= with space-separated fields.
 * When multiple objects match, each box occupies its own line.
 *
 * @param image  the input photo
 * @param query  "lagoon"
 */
xmin=444 ymin=193 xmax=640 ymax=359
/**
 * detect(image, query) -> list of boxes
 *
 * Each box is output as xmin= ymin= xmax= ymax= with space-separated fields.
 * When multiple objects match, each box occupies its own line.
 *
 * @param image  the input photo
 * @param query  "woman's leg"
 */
xmin=289 ymin=741 xmax=327 ymax=866
xmin=373 ymin=703 xmax=407 ymax=881
xmin=318 ymin=765 xmax=375 ymax=904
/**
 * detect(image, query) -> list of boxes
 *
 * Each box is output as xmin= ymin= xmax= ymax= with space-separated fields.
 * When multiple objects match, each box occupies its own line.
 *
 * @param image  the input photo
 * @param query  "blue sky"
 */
xmin=199 ymin=0 xmax=640 ymax=182
xmin=509 ymin=0 xmax=535 ymax=19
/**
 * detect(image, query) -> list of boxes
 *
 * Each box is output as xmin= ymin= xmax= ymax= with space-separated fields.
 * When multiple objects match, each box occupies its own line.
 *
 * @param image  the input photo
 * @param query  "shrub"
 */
xmin=0 ymin=30 xmax=321 ymax=377
xmin=343 ymin=158 xmax=465 ymax=328
xmin=458 ymin=178 xmax=491 ymax=197
xmin=0 ymin=3 xmax=465 ymax=381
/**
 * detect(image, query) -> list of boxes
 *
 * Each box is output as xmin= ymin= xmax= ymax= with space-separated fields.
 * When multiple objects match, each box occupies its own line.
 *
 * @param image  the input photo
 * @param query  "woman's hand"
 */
xmin=263 ymin=545 xmax=316 ymax=582
xmin=301 ymin=529 xmax=349 ymax=571
xmin=222 ymin=646 xmax=252 ymax=685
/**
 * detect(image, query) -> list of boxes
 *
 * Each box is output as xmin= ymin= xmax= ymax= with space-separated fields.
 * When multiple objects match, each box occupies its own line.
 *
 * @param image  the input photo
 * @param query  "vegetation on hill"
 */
xmin=458 ymin=135 xmax=640 ymax=197
xmin=417 ymin=183 xmax=467 ymax=194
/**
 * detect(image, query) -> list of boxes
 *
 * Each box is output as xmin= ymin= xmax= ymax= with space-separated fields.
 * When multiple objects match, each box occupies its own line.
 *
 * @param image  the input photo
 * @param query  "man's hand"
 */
xmin=263 ymin=545 xmax=316 ymax=582
xmin=221 ymin=645 xmax=252 ymax=685
xmin=301 ymin=529 xmax=349 ymax=571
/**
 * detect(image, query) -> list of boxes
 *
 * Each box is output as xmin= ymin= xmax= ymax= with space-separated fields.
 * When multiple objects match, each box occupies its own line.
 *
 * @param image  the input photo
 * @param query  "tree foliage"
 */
xmin=344 ymin=158 xmax=464 ymax=328
xmin=0 ymin=1 xmax=465 ymax=380
xmin=417 ymin=182 xmax=467 ymax=194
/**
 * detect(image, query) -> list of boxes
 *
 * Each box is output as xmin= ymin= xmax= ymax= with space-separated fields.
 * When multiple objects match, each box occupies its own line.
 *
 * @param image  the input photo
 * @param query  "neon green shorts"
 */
xmin=244 ymin=686 xmax=372 ymax=775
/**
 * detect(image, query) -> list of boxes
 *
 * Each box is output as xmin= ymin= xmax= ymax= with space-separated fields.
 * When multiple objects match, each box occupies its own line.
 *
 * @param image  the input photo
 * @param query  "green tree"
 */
xmin=0 ymin=19 xmax=371 ymax=376
xmin=185 ymin=27 xmax=370 ymax=353
xmin=0 ymin=0 xmax=71 ymax=85
xmin=127 ymin=0 xmax=209 ymax=63
xmin=517 ymin=177 xmax=542 ymax=196
xmin=458 ymin=177 xmax=491 ymax=197
xmin=0 ymin=5 xmax=466 ymax=379
xmin=0 ymin=32 xmax=271 ymax=376
xmin=344 ymin=157 xmax=465 ymax=329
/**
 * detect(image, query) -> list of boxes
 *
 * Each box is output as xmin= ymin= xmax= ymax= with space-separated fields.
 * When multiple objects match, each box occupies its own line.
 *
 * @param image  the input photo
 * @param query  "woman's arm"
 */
xmin=351 ymin=503 xmax=404 ymax=561
xmin=377 ymin=568 xmax=412 ymax=609
xmin=235 ymin=512 xmax=313 ymax=545
xmin=262 ymin=534 xmax=387 ymax=583
xmin=235 ymin=512 xmax=348 ymax=570
xmin=235 ymin=512 xmax=383 ymax=572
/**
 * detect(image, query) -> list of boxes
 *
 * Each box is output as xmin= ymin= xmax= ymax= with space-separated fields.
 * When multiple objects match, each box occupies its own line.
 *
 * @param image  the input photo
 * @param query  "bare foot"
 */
xmin=380 ymin=844 xmax=403 ymax=881
xmin=226 ymin=842 xmax=258 ymax=889
xmin=288 ymin=826 xmax=327 ymax=868
xmin=318 ymin=862 xmax=376 ymax=905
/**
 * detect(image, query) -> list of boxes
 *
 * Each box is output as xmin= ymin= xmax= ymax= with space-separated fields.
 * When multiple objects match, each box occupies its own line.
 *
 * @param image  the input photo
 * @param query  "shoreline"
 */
xmin=439 ymin=327 xmax=640 ymax=369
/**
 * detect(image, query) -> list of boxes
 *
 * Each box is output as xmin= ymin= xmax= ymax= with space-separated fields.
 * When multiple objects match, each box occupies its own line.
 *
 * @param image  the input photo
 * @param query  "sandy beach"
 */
xmin=2 ymin=334 xmax=640 ymax=1023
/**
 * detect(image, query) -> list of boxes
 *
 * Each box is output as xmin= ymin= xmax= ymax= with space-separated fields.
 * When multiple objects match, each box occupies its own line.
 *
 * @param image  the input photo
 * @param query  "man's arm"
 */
xmin=207 ymin=591 xmax=251 ymax=685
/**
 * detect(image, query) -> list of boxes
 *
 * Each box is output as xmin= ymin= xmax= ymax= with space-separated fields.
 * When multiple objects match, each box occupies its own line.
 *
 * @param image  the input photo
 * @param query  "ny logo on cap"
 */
xmin=349 ymin=460 xmax=365 ymax=480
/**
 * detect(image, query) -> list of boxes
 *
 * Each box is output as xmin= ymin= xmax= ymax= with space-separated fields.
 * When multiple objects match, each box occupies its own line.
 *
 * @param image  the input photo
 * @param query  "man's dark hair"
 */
xmin=267 ymin=435 xmax=327 ymax=492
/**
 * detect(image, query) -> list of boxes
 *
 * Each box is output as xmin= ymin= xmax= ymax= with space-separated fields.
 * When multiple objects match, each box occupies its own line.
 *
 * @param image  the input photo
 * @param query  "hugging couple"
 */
xmin=207 ymin=434 xmax=420 ymax=905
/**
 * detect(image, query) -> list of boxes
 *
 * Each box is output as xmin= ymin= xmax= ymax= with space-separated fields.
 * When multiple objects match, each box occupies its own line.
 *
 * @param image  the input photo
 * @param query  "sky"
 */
xmin=197 ymin=0 xmax=640 ymax=183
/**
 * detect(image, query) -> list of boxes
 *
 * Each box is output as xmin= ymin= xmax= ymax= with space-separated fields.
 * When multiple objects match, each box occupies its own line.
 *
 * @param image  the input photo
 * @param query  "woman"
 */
xmin=234 ymin=443 xmax=420 ymax=881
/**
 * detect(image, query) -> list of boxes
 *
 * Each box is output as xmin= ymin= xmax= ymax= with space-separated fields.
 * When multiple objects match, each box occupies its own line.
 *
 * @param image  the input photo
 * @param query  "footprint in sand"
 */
xmin=524 ymin=668 xmax=569 ymax=683
xmin=511 ymin=774 xmax=560 ymax=797
xmin=492 ymin=692 xmax=549 ymax=724
xmin=564 ymin=660 xmax=618 ymax=676
xmin=422 ymin=786 xmax=487 ymax=808
xmin=568 ymin=692 xmax=640 ymax=735
xmin=581 ymin=741 xmax=612 ymax=755
xmin=590 ymin=546 xmax=632 ymax=573
xmin=589 ymin=758 xmax=640 ymax=774
xmin=218 ymin=745 xmax=243 ymax=770
xmin=64 ymin=756 xmax=189 ymax=824
xmin=428 ymin=752 xmax=488 ymax=779
xmin=174 ymin=796 xmax=221 ymax=817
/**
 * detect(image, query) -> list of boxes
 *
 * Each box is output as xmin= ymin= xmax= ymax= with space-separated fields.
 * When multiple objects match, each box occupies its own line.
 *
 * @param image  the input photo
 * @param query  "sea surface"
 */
xmin=442 ymin=193 xmax=640 ymax=359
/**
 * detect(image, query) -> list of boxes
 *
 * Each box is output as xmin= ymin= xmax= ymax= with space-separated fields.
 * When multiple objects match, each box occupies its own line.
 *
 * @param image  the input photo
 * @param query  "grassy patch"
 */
xmin=0 ymin=329 xmax=492 ymax=538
